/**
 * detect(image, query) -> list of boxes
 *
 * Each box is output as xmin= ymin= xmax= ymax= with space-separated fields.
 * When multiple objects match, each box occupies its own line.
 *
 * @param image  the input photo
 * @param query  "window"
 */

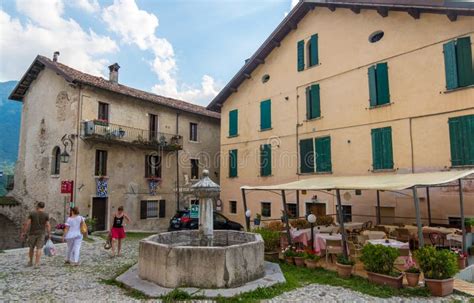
xmin=229 ymin=201 xmax=237 ymax=214
xmin=443 ymin=37 xmax=474 ymax=90
xmin=307 ymin=34 xmax=319 ymax=67
xmin=98 ymin=102 xmax=109 ymax=122
xmin=260 ymin=99 xmax=272 ymax=130
xmin=51 ymin=146 xmax=61 ymax=175
xmin=287 ymin=203 xmax=297 ymax=218
xmin=260 ymin=144 xmax=272 ymax=176
xmin=448 ymin=217 xmax=462 ymax=229
xmin=140 ymin=200 xmax=166 ymax=219
xmin=261 ymin=74 xmax=270 ymax=83
xmin=229 ymin=109 xmax=238 ymax=137
xmin=191 ymin=159 xmax=199 ymax=179
xmin=306 ymin=84 xmax=320 ymax=120
xmin=149 ymin=114 xmax=158 ymax=141
xmin=315 ymin=136 xmax=331 ymax=172
xmin=369 ymin=31 xmax=384 ymax=43
xmin=371 ymin=127 xmax=393 ymax=170
xmin=355 ymin=189 xmax=362 ymax=196
xmin=368 ymin=62 xmax=390 ymax=107
xmin=229 ymin=149 xmax=238 ymax=178
xmin=145 ymin=155 xmax=161 ymax=178
xmin=261 ymin=202 xmax=271 ymax=217
xmin=190 ymin=122 xmax=198 ymax=142
xmin=299 ymin=138 xmax=315 ymax=173
xmin=449 ymin=114 xmax=474 ymax=166
xmin=95 ymin=150 xmax=107 ymax=176
xmin=336 ymin=205 xmax=352 ymax=223
xmin=297 ymin=40 xmax=305 ymax=71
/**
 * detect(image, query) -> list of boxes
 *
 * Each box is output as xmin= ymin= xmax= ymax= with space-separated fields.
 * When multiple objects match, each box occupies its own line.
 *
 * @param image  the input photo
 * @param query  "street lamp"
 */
xmin=60 ymin=134 xmax=74 ymax=163
xmin=60 ymin=150 xmax=70 ymax=163
xmin=245 ymin=210 xmax=251 ymax=230
xmin=307 ymin=213 xmax=317 ymax=247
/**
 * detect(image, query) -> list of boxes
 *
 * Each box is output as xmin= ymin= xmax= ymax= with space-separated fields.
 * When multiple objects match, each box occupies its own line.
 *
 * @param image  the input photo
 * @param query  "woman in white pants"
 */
xmin=62 ymin=207 xmax=84 ymax=266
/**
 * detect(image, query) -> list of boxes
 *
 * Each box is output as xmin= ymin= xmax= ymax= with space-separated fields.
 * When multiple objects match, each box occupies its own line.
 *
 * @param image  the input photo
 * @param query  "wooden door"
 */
xmin=92 ymin=197 xmax=107 ymax=231
xmin=307 ymin=203 xmax=326 ymax=216
xmin=379 ymin=207 xmax=395 ymax=225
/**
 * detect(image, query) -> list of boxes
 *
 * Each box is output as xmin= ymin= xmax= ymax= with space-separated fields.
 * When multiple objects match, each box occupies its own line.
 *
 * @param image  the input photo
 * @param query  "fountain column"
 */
xmin=191 ymin=169 xmax=220 ymax=246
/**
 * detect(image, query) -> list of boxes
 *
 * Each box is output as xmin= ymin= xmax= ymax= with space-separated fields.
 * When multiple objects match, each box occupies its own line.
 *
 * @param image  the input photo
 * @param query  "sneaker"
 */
xmin=26 ymin=261 xmax=33 ymax=267
xmin=64 ymin=260 xmax=70 ymax=265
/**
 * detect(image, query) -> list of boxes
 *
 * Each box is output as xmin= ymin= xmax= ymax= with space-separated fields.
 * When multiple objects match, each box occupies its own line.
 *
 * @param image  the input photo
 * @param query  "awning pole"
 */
xmin=426 ymin=187 xmax=432 ymax=226
xmin=241 ymin=188 xmax=250 ymax=231
xmin=459 ymin=179 xmax=466 ymax=253
xmin=281 ymin=190 xmax=292 ymax=246
xmin=296 ymin=190 xmax=300 ymax=218
xmin=412 ymin=186 xmax=424 ymax=247
xmin=376 ymin=190 xmax=381 ymax=225
xmin=336 ymin=189 xmax=348 ymax=258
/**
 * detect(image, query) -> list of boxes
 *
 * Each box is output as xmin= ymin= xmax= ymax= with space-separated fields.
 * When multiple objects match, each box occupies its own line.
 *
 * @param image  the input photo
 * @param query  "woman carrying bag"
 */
xmin=62 ymin=207 xmax=86 ymax=266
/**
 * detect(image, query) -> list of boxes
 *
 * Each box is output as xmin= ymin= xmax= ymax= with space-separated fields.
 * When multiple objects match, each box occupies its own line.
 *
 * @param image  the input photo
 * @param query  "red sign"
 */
xmin=61 ymin=181 xmax=73 ymax=194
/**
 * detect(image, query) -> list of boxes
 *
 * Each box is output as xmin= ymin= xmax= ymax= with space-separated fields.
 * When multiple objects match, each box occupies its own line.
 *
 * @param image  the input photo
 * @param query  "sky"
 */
xmin=0 ymin=0 xmax=299 ymax=106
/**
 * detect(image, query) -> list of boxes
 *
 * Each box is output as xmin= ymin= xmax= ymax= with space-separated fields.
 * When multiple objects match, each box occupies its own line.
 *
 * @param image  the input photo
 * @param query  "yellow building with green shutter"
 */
xmin=207 ymin=0 xmax=474 ymax=227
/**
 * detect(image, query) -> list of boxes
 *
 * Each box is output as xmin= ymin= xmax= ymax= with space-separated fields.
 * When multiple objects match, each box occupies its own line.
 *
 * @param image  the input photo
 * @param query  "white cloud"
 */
xmin=102 ymin=0 xmax=220 ymax=106
xmin=70 ymin=0 xmax=100 ymax=13
xmin=284 ymin=0 xmax=300 ymax=17
xmin=0 ymin=0 xmax=118 ymax=81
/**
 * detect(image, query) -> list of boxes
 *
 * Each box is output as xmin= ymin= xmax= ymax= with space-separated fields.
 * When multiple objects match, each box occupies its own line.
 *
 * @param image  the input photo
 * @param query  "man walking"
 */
xmin=20 ymin=202 xmax=51 ymax=268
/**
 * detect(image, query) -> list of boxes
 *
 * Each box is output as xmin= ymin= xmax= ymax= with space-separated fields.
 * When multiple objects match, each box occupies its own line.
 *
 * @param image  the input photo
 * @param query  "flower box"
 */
xmin=336 ymin=262 xmax=353 ymax=278
xmin=367 ymin=271 xmax=403 ymax=289
xmin=424 ymin=278 xmax=454 ymax=297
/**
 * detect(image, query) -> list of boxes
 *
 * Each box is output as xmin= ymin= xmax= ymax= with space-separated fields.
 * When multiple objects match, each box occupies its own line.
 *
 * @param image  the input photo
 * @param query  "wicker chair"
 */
xmin=395 ymin=228 xmax=411 ymax=242
xmin=348 ymin=241 xmax=363 ymax=261
xmin=429 ymin=232 xmax=446 ymax=249
xmin=325 ymin=239 xmax=343 ymax=263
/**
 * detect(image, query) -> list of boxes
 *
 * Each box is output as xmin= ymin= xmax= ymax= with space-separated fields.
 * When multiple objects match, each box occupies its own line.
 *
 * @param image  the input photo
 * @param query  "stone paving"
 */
xmin=0 ymin=236 xmax=472 ymax=302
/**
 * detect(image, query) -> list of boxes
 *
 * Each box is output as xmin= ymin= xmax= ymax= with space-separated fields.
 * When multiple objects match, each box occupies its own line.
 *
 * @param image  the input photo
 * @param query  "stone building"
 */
xmin=207 ymin=1 xmax=474 ymax=226
xmin=6 ymin=54 xmax=220 ymax=233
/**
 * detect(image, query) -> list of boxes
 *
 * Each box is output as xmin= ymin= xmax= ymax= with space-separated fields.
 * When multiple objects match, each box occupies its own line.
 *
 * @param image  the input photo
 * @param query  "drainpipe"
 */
xmin=176 ymin=112 xmax=180 ymax=212
xmin=409 ymin=118 xmax=415 ymax=173
xmin=73 ymin=84 xmax=83 ymax=212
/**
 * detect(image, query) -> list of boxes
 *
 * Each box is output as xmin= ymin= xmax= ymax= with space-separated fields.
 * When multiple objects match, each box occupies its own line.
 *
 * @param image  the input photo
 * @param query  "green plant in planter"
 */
xmin=304 ymin=252 xmax=320 ymax=261
xmin=415 ymin=246 xmax=458 ymax=280
xmin=294 ymin=251 xmax=306 ymax=258
xmin=360 ymin=243 xmax=400 ymax=276
xmin=283 ymin=248 xmax=297 ymax=257
xmin=337 ymin=254 xmax=355 ymax=266
xmin=405 ymin=266 xmax=420 ymax=274
xmin=316 ymin=215 xmax=334 ymax=226
xmin=85 ymin=217 xmax=97 ymax=233
xmin=290 ymin=218 xmax=310 ymax=229
xmin=253 ymin=227 xmax=280 ymax=252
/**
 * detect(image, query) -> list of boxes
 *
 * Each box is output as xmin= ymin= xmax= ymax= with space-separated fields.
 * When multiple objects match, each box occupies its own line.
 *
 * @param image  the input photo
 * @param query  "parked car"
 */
xmin=168 ymin=210 xmax=243 ymax=231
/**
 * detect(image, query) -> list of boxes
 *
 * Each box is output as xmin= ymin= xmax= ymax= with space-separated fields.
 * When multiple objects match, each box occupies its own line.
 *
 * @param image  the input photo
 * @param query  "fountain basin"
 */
xmin=138 ymin=230 xmax=265 ymax=288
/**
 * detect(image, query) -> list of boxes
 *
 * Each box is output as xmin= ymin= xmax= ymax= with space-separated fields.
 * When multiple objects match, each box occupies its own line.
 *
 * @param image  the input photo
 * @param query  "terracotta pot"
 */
xmin=285 ymin=256 xmax=294 ymax=265
xmin=405 ymin=272 xmax=420 ymax=287
xmin=458 ymin=257 xmax=466 ymax=270
xmin=336 ymin=262 xmax=353 ymax=278
xmin=294 ymin=256 xmax=305 ymax=267
xmin=424 ymin=278 xmax=454 ymax=297
xmin=367 ymin=272 xmax=404 ymax=289
xmin=264 ymin=251 xmax=279 ymax=262
xmin=305 ymin=259 xmax=319 ymax=269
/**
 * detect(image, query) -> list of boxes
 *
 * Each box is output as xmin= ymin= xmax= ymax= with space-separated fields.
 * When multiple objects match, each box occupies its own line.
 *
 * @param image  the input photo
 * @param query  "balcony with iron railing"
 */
xmin=80 ymin=120 xmax=183 ymax=151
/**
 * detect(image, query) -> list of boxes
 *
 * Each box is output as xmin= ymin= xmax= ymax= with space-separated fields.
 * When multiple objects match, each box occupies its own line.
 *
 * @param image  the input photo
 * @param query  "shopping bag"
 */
xmin=43 ymin=239 xmax=56 ymax=257
xmin=80 ymin=219 xmax=88 ymax=236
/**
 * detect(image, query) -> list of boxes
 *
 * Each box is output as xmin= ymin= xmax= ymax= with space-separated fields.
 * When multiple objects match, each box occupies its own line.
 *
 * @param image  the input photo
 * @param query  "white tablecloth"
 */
xmin=367 ymin=239 xmax=409 ymax=249
xmin=361 ymin=230 xmax=386 ymax=240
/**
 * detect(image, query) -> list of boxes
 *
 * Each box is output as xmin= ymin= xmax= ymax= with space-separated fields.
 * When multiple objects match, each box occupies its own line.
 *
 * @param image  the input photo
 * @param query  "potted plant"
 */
xmin=451 ymin=248 xmax=468 ymax=270
xmin=304 ymin=251 xmax=320 ymax=269
xmin=336 ymin=254 xmax=355 ymax=278
xmin=360 ymin=243 xmax=403 ymax=289
xmin=465 ymin=218 xmax=473 ymax=233
xmin=282 ymin=247 xmax=296 ymax=265
xmin=404 ymin=260 xmax=421 ymax=287
xmin=84 ymin=217 xmax=97 ymax=235
xmin=290 ymin=218 xmax=310 ymax=230
xmin=415 ymin=246 xmax=458 ymax=297
xmin=316 ymin=215 xmax=334 ymax=227
xmin=254 ymin=213 xmax=261 ymax=226
xmin=253 ymin=227 xmax=280 ymax=262
xmin=293 ymin=251 xmax=306 ymax=267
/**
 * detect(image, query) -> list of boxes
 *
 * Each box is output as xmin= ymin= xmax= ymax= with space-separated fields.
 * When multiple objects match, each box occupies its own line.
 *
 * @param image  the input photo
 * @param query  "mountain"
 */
xmin=0 ymin=81 xmax=21 ymax=165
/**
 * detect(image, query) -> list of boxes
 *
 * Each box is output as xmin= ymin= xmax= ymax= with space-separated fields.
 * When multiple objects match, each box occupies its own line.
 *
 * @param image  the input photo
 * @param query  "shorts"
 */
xmin=111 ymin=227 xmax=126 ymax=239
xmin=28 ymin=234 xmax=46 ymax=249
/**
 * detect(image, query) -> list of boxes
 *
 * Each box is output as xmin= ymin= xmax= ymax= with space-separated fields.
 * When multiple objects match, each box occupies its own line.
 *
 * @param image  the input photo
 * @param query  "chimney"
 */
xmin=53 ymin=51 xmax=60 ymax=62
xmin=108 ymin=63 xmax=120 ymax=83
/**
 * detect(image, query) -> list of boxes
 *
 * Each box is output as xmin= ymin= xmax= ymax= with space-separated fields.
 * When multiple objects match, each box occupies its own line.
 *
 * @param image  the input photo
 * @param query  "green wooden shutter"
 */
xmin=229 ymin=109 xmax=238 ymax=137
xmin=140 ymin=201 xmax=147 ymax=219
xmin=450 ymin=115 xmax=474 ymax=166
xmin=310 ymin=84 xmax=321 ymax=119
xmin=159 ymin=200 xmax=166 ymax=218
xmin=305 ymin=86 xmax=311 ymax=120
xmin=315 ymin=136 xmax=331 ymax=172
xmin=300 ymin=139 xmax=314 ymax=173
xmin=449 ymin=117 xmax=463 ymax=166
xmin=381 ymin=127 xmax=393 ymax=169
xmin=260 ymin=99 xmax=272 ymax=130
xmin=309 ymin=34 xmax=319 ymax=67
xmin=368 ymin=66 xmax=378 ymax=107
xmin=297 ymin=40 xmax=305 ymax=72
xmin=456 ymin=37 xmax=474 ymax=87
xmin=229 ymin=149 xmax=238 ymax=177
xmin=376 ymin=63 xmax=390 ymax=105
xmin=465 ymin=115 xmax=474 ymax=165
xmin=371 ymin=129 xmax=382 ymax=170
xmin=443 ymin=41 xmax=459 ymax=90
xmin=260 ymin=144 xmax=272 ymax=176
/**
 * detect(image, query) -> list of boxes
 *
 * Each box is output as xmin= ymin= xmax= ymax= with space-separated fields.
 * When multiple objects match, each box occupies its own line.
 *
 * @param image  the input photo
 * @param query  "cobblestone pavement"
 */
xmin=266 ymin=284 xmax=471 ymax=303
xmin=1 ymin=237 xmax=472 ymax=302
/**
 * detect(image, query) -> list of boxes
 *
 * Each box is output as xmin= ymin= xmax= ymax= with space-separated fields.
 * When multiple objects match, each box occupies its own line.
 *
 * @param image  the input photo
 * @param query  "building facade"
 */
xmin=208 ymin=1 xmax=474 ymax=227
xmin=8 ymin=55 xmax=220 ymax=232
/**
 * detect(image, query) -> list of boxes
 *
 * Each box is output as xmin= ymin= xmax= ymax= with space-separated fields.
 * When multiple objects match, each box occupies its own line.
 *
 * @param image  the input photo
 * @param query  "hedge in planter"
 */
xmin=360 ymin=243 xmax=403 ymax=289
xmin=253 ymin=227 xmax=280 ymax=262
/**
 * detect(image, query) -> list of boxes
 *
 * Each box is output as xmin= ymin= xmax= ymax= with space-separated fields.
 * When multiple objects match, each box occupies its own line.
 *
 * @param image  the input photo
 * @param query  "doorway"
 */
xmin=92 ymin=197 xmax=108 ymax=231
xmin=306 ymin=202 xmax=326 ymax=216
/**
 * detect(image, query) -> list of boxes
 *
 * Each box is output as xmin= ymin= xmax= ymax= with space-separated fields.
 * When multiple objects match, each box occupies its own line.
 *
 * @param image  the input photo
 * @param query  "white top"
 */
xmin=65 ymin=216 xmax=84 ymax=240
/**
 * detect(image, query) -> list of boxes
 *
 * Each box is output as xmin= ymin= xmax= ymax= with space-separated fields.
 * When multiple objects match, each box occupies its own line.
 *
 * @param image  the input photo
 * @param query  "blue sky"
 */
xmin=0 ymin=0 xmax=297 ymax=106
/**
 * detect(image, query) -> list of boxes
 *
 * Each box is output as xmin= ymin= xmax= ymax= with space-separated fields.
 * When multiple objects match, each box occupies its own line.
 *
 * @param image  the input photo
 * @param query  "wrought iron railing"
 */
xmin=81 ymin=120 xmax=183 ymax=151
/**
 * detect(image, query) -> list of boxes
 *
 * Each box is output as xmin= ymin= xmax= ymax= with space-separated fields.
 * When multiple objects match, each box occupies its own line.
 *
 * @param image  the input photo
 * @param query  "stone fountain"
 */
xmin=136 ymin=170 xmax=266 ymax=289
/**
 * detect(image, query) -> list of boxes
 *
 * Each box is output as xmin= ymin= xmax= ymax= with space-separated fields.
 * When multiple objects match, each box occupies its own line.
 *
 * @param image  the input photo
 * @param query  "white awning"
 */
xmin=241 ymin=170 xmax=474 ymax=191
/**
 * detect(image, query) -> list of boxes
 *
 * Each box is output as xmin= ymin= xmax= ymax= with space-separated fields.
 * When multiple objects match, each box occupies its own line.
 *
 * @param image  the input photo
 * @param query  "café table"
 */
xmin=367 ymin=238 xmax=409 ymax=249
xmin=290 ymin=228 xmax=311 ymax=246
xmin=314 ymin=233 xmax=342 ymax=256
xmin=361 ymin=230 xmax=386 ymax=240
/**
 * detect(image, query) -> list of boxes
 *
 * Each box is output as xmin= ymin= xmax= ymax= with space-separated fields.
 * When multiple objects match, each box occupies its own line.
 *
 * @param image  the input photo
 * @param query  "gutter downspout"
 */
xmin=409 ymin=118 xmax=415 ymax=173
xmin=176 ymin=112 xmax=180 ymax=212
xmin=74 ymin=84 xmax=83 ymax=211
